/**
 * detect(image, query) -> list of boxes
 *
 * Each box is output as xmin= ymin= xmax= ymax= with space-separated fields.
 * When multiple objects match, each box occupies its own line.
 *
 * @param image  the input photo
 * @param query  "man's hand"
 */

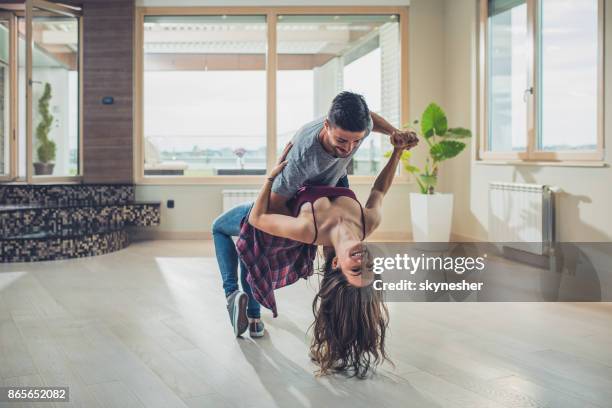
xmin=391 ymin=129 xmax=419 ymax=150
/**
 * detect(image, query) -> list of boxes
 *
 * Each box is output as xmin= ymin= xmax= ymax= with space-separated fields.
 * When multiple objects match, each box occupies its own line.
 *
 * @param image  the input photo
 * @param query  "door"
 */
xmin=25 ymin=0 xmax=81 ymax=181
xmin=0 ymin=12 xmax=15 ymax=181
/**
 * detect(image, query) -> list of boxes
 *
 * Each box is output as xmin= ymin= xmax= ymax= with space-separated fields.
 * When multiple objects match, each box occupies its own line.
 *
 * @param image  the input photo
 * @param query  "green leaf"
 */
xmin=399 ymin=151 xmax=419 ymax=174
xmin=403 ymin=164 xmax=420 ymax=174
xmin=36 ymin=82 xmax=56 ymax=163
xmin=444 ymin=127 xmax=472 ymax=139
xmin=420 ymin=174 xmax=437 ymax=187
xmin=421 ymin=103 xmax=448 ymax=138
xmin=430 ymin=140 xmax=466 ymax=162
xmin=415 ymin=177 xmax=427 ymax=194
xmin=385 ymin=150 xmax=419 ymax=174
xmin=399 ymin=150 xmax=412 ymax=160
xmin=384 ymin=150 xmax=412 ymax=161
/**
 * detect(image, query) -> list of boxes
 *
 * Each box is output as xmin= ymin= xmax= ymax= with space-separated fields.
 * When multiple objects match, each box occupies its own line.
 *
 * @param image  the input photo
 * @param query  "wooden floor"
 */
xmin=1 ymin=240 xmax=611 ymax=408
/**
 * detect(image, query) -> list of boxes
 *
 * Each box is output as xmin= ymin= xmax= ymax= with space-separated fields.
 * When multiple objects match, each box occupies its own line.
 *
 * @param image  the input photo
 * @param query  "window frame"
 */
xmin=0 ymin=11 xmax=17 ymax=182
xmin=477 ymin=0 xmax=605 ymax=164
xmin=24 ymin=0 xmax=83 ymax=183
xmin=134 ymin=6 xmax=410 ymax=185
xmin=0 ymin=0 xmax=83 ymax=183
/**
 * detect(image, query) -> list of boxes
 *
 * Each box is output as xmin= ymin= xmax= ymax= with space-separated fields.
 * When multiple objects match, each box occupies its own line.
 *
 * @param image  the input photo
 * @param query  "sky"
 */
xmin=143 ymin=48 xmax=382 ymax=152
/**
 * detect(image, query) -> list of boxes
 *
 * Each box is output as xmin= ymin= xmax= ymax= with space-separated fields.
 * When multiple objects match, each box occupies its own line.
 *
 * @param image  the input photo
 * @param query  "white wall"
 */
xmin=136 ymin=183 xmax=417 ymax=238
xmin=442 ymin=0 xmax=612 ymax=242
xmin=406 ymin=0 xmax=446 ymax=174
xmin=135 ymin=0 xmax=446 ymax=238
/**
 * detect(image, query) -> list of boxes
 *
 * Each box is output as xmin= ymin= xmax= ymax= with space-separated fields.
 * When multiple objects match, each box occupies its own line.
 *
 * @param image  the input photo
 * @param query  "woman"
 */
xmin=236 ymin=135 xmax=413 ymax=377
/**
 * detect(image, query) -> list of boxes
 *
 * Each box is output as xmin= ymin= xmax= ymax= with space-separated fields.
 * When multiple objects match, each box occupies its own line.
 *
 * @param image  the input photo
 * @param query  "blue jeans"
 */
xmin=212 ymin=202 xmax=260 ymax=319
xmin=336 ymin=174 xmax=349 ymax=188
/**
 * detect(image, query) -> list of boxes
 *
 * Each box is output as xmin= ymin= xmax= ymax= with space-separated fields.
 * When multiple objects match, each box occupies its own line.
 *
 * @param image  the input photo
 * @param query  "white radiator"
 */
xmin=222 ymin=189 xmax=259 ymax=212
xmin=488 ymin=182 xmax=559 ymax=255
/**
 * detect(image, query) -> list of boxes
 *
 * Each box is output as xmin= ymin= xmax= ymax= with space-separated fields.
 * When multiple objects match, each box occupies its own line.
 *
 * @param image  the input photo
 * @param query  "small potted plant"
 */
xmin=386 ymin=103 xmax=472 ymax=242
xmin=233 ymin=147 xmax=246 ymax=170
xmin=33 ymin=82 xmax=56 ymax=175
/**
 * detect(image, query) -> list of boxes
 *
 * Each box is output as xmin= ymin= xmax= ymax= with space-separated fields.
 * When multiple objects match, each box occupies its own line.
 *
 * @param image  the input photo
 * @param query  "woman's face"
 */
xmin=332 ymin=240 xmax=374 ymax=287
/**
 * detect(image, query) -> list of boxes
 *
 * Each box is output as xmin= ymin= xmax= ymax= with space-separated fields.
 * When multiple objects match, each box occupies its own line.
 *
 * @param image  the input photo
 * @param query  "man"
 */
xmin=212 ymin=91 xmax=418 ymax=338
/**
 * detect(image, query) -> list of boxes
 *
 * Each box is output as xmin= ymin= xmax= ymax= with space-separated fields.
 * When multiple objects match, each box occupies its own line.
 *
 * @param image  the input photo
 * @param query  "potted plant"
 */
xmin=233 ymin=147 xmax=246 ymax=170
xmin=386 ymin=103 xmax=472 ymax=242
xmin=33 ymin=82 xmax=56 ymax=175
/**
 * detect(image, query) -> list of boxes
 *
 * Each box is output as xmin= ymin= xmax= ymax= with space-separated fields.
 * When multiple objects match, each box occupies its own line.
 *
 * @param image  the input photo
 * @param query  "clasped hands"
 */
xmin=390 ymin=129 xmax=419 ymax=151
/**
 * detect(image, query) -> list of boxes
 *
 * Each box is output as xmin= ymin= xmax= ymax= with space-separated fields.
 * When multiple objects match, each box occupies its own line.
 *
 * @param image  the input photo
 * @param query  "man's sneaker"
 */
xmin=226 ymin=290 xmax=248 ymax=337
xmin=249 ymin=319 xmax=265 ymax=338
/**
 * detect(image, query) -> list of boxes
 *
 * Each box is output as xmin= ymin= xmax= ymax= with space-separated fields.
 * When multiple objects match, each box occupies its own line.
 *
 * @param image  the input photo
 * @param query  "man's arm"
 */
xmin=370 ymin=111 xmax=397 ymax=135
xmin=370 ymin=111 xmax=419 ymax=149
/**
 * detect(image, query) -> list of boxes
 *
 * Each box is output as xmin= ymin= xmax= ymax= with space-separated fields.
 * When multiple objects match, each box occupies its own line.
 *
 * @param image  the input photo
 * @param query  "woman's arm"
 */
xmin=364 ymin=138 xmax=418 ymax=233
xmin=365 ymin=147 xmax=403 ymax=207
xmin=249 ymin=142 xmax=289 ymax=223
xmin=248 ymin=143 xmax=315 ymax=243
xmin=374 ymin=147 xmax=407 ymax=196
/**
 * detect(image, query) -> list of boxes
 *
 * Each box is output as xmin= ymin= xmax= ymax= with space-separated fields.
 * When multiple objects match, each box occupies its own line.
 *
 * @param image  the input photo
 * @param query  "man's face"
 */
xmin=323 ymin=120 xmax=366 ymax=158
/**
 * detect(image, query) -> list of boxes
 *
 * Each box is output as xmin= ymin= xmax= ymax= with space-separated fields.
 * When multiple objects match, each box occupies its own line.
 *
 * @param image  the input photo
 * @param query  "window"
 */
xmin=0 ymin=19 xmax=9 ymax=178
xmin=21 ymin=13 xmax=80 ymax=177
xmin=487 ymin=0 xmax=527 ymax=152
xmin=143 ymin=15 xmax=267 ymax=177
xmin=277 ymin=14 xmax=400 ymax=176
xmin=0 ymin=0 xmax=82 ymax=182
xmin=537 ymin=0 xmax=599 ymax=151
xmin=480 ymin=0 xmax=603 ymax=161
xmin=136 ymin=8 xmax=408 ymax=181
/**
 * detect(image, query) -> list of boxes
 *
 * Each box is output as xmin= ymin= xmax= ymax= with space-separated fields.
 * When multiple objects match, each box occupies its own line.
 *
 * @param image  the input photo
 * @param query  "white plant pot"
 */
xmin=410 ymin=192 xmax=454 ymax=242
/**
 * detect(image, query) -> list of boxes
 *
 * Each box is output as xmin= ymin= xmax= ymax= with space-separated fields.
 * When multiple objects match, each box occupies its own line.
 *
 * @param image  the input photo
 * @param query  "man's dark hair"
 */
xmin=327 ymin=91 xmax=370 ymax=132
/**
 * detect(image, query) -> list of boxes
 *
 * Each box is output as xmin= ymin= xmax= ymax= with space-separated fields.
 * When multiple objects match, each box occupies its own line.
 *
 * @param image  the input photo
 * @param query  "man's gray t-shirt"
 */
xmin=272 ymin=116 xmax=374 ymax=198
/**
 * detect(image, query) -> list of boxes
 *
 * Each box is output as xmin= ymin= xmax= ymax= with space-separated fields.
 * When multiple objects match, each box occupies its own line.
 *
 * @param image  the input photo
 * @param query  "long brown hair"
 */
xmin=310 ymin=248 xmax=390 ymax=378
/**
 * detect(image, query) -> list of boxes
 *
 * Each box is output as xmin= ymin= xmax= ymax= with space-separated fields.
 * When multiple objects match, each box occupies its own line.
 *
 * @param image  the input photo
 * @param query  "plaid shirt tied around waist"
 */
xmin=236 ymin=215 xmax=317 ymax=318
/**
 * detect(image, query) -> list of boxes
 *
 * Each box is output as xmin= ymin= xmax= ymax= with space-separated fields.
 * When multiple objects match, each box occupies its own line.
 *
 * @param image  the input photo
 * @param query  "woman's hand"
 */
xmin=391 ymin=129 xmax=419 ymax=151
xmin=251 ymin=141 xmax=293 ymax=226
xmin=268 ymin=142 xmax=293 ymax=180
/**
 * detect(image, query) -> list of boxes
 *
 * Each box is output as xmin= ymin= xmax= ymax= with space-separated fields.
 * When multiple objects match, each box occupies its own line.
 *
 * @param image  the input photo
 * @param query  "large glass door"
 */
xmin=0 ymin=0 xmax=80 ymax=183
xmin=0 ymin=13 xmax=14 ymax=180
xmin=24 ymin=0 xmax=80 ymax=181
